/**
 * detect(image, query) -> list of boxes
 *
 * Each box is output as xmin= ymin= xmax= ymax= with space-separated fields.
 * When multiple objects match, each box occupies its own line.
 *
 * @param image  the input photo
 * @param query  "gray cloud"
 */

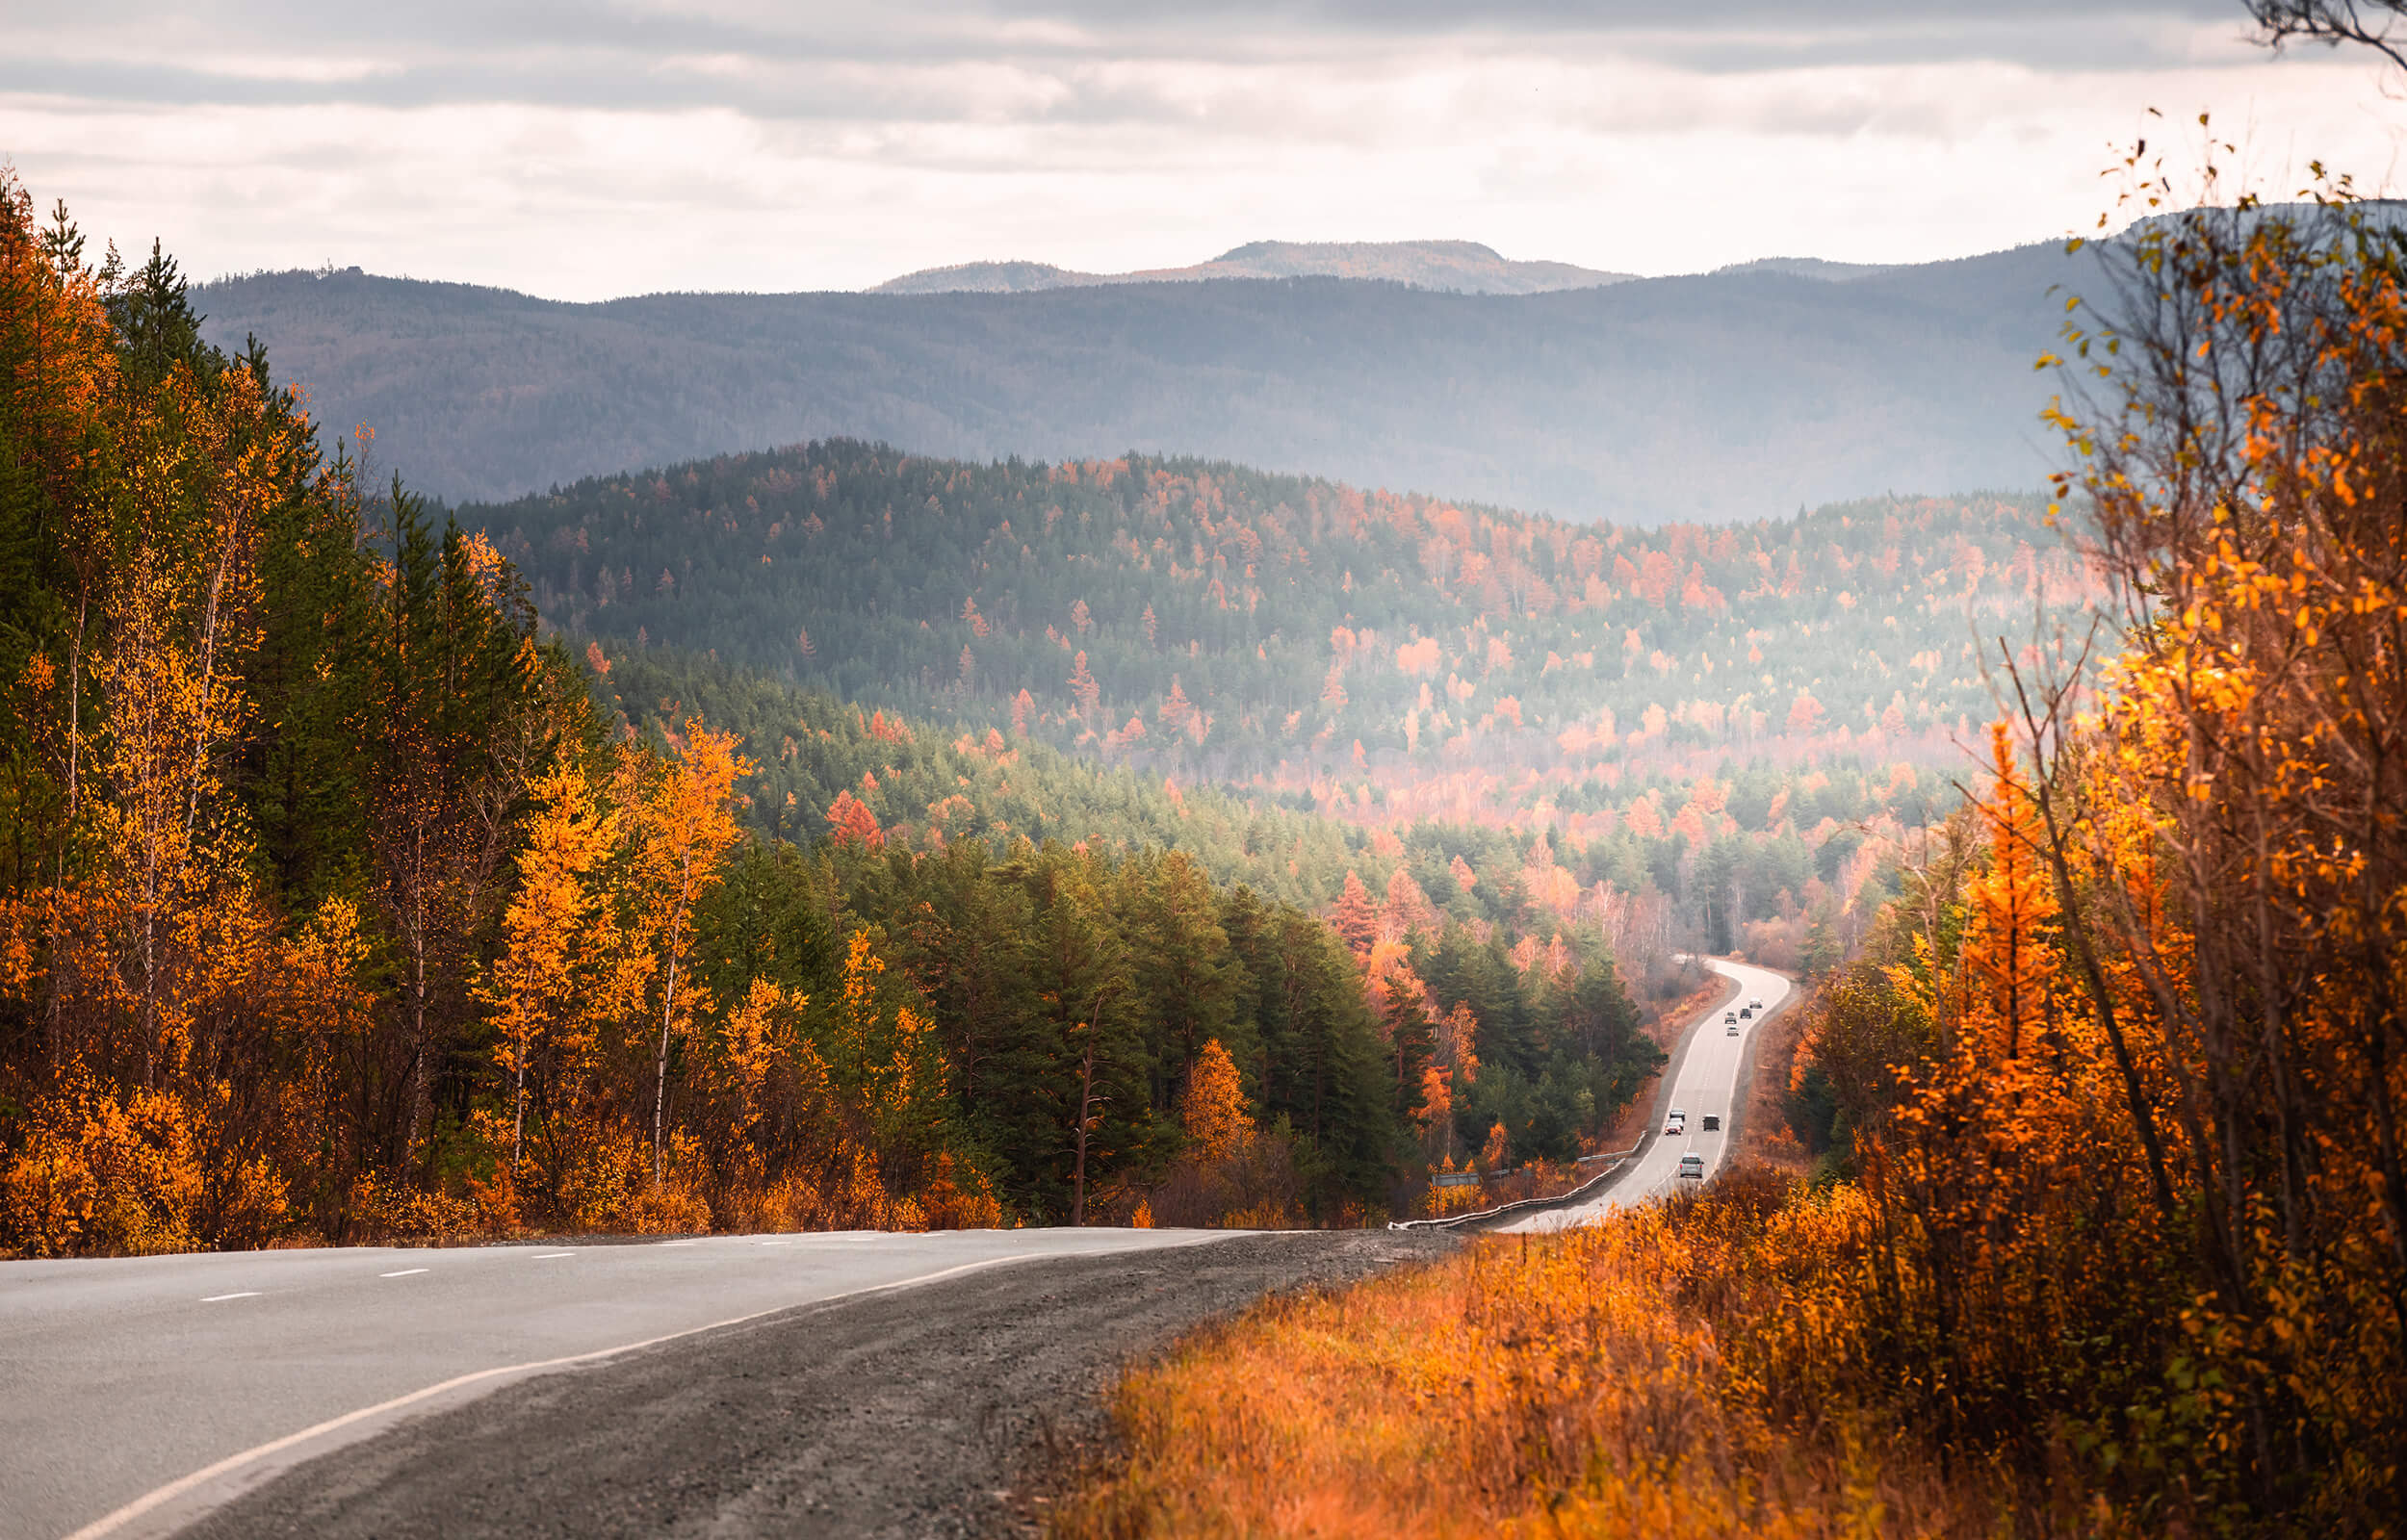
xmin=9 ymin=0 xmax=2271 ymax=125
xmin=3 ymin=0 xmax=2374 ymax=304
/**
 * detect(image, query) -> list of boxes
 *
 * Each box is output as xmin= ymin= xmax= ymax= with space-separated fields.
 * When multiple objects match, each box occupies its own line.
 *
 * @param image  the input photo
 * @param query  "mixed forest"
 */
xmin=489 ymin=447 xmax=2083 ymax=798
xmin=0 ymin=175 xmax=1687 ymax=1254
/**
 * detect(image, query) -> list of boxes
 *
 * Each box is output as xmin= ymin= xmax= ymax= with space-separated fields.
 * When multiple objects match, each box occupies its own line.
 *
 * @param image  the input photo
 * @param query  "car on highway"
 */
xmin=1739 ymin=1007 xmax=1751 ymax=1019
xmin=1726 ymin=1021 xmax=1739 ymax=1036
xmin=1724 ymin=1011 xmax=1737 ymax=1024
xmin=1678 ymin=1152 xmax=1705 ymax=1180
xmin=1664 ymin=1110 xmax=1687 ymax=1135
xmin=1750 ymin=997 xmax=1765 ymax=1011
xmin=1702 ymin=1114 xmax=1721 ymax=1131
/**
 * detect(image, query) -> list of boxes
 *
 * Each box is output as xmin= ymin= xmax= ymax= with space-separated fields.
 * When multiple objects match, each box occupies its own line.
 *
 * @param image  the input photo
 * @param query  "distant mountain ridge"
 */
xmin=194 ymin=238 xmax=2086 ymax=521
xmin=870 ymin=239 xmax=1633 ymax=295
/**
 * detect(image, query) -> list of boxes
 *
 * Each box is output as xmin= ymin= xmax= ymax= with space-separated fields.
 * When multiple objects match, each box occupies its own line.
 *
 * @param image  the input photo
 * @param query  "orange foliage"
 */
xmin=1178 ymin=1039 xmax=1252 ymax=1163
xmin=1057 ymin=1176 xmax=2028 ymax=1539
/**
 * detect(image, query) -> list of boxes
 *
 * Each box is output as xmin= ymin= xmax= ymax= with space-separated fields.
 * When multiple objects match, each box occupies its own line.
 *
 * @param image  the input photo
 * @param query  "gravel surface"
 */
xmin=172 ymin=1228 xmax=1454 ymax=1540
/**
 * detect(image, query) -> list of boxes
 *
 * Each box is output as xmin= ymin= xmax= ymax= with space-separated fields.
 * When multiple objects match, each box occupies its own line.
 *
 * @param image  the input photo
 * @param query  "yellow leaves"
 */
xmin=0 ymin=1073 xmax=213 ymax=1257
xmin=1179 ymin=1039 xmax=1252 ymax=1163
xmin=839 ymin=927 xmax=883 ymax=1021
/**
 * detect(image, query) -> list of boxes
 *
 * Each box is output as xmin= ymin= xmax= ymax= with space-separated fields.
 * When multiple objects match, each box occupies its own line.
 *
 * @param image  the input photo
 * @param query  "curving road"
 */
xmin=0 ymin=1225 xmax=1232 ymax=1540
xmin=1499 ymin=956 xmax=1794 ymax=1232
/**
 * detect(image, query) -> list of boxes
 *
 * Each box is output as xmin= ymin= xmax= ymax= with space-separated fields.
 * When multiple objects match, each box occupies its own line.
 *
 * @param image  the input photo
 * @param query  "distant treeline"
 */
xmin=485 ymin=440 xmax=2085 ymax=795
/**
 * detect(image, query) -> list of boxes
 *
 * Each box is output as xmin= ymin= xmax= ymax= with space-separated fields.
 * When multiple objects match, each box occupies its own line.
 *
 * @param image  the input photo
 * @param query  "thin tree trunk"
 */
xmin=1071 ymin=1021 xmax=1098 ymax=1227
xmin=654 ymin=952 xmax=679 ymax=1185
xmin=511 ymin=1035 xmax=528 ymax=1171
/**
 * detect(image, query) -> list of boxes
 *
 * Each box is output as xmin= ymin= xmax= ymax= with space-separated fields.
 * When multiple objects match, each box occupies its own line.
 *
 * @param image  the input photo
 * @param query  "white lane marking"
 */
xmin=199 ymin=1293 xmax=260 ymax=1303
xmin=660 ymin=1240 xmax=700 ymax=1247
xmin=757 ymin=1240 xmax=792 ymax=1246
xmin=531 ymin=1252 xmax=574 ymax=1260
xmin=64 ymin=1248 xmax=1126 ymax=1540
xmin=379 ymin=1269 xmax=428 ymax=1278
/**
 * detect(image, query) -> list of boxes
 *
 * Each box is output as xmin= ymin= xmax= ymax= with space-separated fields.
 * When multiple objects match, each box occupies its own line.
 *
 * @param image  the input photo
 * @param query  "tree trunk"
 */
xmin=654 ymin=953 xmax=679 ymax=1186
xmin=1071 ymin=1021 xmax=1098 ymax=1227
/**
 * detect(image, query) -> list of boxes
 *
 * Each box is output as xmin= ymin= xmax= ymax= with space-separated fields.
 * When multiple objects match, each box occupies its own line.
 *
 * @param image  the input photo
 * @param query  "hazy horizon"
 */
xmin=14 ymin=0 xmax=2407 ymax=302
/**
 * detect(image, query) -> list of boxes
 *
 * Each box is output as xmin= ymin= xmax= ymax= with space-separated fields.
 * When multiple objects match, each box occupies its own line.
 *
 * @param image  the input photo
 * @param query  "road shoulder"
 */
xmin=169 ymin=1229 xmax=1453 ymax=1540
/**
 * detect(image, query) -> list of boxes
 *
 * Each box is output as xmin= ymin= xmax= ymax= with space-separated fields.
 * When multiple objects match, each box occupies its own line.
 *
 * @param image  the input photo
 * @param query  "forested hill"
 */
xmin=482 ymin=442 xmax=2089 ymax=810
xmin=194 ymin=239 xmax=2083 ymax=521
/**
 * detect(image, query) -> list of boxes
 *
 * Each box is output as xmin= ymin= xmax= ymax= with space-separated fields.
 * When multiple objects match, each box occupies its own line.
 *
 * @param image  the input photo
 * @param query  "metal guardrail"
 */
xmin=1387 ymin=1139 xmax=1647 ymax=1231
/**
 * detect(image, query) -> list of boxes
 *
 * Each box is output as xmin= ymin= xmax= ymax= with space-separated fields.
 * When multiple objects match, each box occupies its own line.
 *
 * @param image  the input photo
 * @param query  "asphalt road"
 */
xmin=0 ymin=1225 xmax=1242 ymax=1540
xmin=1498 ymin=956 xmax=1793 ymax=1232
xmin=171 ymin=1229 xmax=1448 ymax=1540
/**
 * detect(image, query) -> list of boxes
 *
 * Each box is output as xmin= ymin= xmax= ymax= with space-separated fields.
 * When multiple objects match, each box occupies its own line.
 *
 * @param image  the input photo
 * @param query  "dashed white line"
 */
xmin=661 ymin=1240 xmax=700 ymax=1247
xmin=199 ymin=1293 xmax=259 ymax=1302
xmin=531 ymin=1252 xmax=573 ymax=1260
xmin=379 ymin=1269 xmax=428 ymax=1278
xmin=757 ymin=1240 xmax=792 ymax=1247
xmin=69 ymin=1250 xmax=1086 ymax=1540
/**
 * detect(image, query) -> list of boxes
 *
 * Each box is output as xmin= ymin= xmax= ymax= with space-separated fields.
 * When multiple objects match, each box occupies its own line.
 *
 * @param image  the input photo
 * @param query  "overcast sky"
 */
xmin=6 ymin=0 xmax=2406 ymax=300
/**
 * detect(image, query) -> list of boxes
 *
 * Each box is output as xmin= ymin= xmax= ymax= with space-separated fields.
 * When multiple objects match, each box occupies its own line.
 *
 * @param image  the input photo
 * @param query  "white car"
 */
xmin=1677 ymin=1153 xmax=1706 ymax=1180
xmin=1726 ymin=1022 xmax=1740 ymax=1036
xmin=1664 ymin=1109 xmax=1687 ymax=1135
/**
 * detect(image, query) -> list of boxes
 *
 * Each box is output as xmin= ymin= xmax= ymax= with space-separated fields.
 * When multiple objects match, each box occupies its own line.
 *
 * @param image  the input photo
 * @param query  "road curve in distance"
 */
xmin=1499 ymin=956 xmax=1793 ymax=1233
xmin=0 ymin=1225 xmax=1229 ymax=1540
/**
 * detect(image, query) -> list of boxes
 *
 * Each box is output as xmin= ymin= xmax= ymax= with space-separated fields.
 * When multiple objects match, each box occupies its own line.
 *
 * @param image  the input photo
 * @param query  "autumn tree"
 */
xmin=1178 ymin=1038 xmax=1251 ymax=1162
xmin=617 ymin=721 xmax=750 ymax=1183
xmin=478 ymin=760 xmax=616 ymax=1173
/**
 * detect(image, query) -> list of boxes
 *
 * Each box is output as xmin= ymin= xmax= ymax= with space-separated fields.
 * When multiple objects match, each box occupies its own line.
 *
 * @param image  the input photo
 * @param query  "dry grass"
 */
xmin=1052 ymin=1169 xmax=2077 ymax=1540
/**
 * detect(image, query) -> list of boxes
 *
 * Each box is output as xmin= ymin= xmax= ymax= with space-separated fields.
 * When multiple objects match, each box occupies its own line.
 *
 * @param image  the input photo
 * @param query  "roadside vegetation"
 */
xmin=1052 ymin=184 xmax=2407 ymax=1535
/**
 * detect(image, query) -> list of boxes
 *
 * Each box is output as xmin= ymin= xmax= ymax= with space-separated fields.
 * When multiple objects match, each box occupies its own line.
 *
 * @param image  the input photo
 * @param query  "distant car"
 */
xmin=1726 ymin=1022 xmax=1739 ymax=1036
xmin=1750 ymin=997 xmax=1765 ymax=1011
xmin=1739 ymin=1007 xmax=1751 ymax=1019
xmin=1664 ymin=1115 xmax=1685 ymax=1135
xmin=1677 ymin=1153 xmax=1706 ymax=1180
xmin=1702 ymin=1114 xmax=1721 ymax=1131
xmin=1723 ymin=1011 xmax=1737 ymax=1023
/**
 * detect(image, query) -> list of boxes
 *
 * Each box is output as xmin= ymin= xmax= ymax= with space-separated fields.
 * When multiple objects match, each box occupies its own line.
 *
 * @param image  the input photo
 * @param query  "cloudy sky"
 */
xmin=6 ymin=0 xmax=2406 ymax=299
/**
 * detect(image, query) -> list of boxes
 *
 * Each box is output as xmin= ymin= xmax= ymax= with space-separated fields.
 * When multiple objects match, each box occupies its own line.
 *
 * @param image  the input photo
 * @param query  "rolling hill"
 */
xmin=476 ymin=440 xmax=2088 ymax=825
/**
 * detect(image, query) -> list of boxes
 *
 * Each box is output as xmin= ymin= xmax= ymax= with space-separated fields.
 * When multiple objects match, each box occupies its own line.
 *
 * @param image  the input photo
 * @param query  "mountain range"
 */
xmin=194 ymin=239 xmax=2094 ymax=522
xmin=869 ymin=239 xmax=1634 ymax=295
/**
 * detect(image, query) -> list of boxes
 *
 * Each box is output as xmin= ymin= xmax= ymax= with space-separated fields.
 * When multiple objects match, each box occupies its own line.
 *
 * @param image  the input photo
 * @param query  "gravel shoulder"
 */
xmin=171 ymin=1228 xmax=1455 ymax=1540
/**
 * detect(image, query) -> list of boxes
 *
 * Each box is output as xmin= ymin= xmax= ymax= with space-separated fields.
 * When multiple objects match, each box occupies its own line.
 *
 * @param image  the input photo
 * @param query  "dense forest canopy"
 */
xmin=483 ymin=443 xmax=2086 ymax=810
xmin=606 ymin=645 xmax=1917 ymax=972
xmin=193 ymin=241 xmax=2083 ymax=519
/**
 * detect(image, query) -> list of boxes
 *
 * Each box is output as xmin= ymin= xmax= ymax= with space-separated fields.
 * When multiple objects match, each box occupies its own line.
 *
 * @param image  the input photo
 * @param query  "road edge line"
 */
xmin=62 ymin=1250 xmax=1064 ymax=1540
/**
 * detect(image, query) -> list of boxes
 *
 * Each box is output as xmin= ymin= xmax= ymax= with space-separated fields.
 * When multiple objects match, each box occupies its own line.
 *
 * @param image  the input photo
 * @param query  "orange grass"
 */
xmin=1054 ymin=1170 xmax=2084 ymax=1540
